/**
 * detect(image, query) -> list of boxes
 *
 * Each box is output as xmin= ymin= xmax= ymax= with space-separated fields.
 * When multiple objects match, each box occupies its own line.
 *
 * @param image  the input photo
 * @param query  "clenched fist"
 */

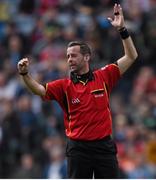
xmin=17 ymin=58 xmax=29 ymax=75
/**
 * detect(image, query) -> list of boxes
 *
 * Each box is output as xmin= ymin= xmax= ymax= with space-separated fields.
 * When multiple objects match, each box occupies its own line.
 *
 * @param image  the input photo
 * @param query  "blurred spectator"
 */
xmin=43 ymin=145 xmax=67 ymax=179
xmin=10 ymin=153 xmax=42 ymax=178
xmin=0 ymin=98 xmax=21 ymax=177
xmin=0 ymin=71 xmax=18 ymax=100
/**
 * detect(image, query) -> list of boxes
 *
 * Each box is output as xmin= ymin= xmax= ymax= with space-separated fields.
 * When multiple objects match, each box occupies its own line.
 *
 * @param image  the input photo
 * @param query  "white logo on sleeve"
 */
xmin=71 ymin=98 xmax=80 ymax=104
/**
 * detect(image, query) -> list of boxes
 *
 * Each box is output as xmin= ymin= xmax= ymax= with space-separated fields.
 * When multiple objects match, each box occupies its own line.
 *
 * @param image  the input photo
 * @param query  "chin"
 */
xmin=70 ymin=68 xmax=77 ymax=73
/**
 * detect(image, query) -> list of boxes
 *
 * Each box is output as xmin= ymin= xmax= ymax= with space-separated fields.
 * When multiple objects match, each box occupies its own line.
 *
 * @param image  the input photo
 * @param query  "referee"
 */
xmin=17 ymin=4 xmax=138 ymax=179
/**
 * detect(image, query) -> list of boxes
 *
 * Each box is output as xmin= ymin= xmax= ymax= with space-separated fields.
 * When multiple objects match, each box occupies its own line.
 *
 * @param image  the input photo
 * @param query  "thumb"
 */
xmin=107 ymin=17 xmax=113 ymax=23
xmin=107 ymin=17 xmax=113 ymax=25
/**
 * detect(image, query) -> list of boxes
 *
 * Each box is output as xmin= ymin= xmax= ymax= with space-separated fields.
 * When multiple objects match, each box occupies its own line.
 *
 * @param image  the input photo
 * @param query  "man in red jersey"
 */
xmin=17 ymin=4 xmax=138 ymax=179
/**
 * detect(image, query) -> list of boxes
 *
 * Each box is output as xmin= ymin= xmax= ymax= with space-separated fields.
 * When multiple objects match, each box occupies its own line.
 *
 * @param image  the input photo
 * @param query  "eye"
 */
xmin=67 ymin=54 xmax=70 ymax=59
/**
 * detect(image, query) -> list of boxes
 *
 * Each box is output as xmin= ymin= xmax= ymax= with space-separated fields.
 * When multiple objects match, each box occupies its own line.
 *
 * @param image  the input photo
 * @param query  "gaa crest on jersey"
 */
xmin=71 ymin=98 xmax=80 ymax=104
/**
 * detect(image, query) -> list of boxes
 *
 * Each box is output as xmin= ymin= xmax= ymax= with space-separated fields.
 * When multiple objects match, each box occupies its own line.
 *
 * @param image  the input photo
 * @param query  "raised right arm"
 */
xmin=17 ymin=58 xmax=46 ymax=96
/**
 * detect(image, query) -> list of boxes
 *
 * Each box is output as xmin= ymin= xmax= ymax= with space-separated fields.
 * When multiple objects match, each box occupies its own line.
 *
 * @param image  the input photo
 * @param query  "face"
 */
xmin=67 ymin=45 xmax=89 ymax=74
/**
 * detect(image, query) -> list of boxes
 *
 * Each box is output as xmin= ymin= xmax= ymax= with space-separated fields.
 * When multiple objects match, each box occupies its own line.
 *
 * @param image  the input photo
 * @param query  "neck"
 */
xmin=77 ymin=64 xmax=90 ymax=75
xmin=77 ymin=69 xmax=89 ymax=75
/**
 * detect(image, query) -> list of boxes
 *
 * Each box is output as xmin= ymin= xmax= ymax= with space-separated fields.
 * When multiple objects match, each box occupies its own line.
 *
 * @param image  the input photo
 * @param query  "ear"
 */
xmin=84 ymin=54 xmax=90 ymax=62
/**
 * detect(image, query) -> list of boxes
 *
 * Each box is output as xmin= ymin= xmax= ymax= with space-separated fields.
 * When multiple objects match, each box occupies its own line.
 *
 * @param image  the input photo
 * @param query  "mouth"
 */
xmin=69 ymin=64 xmax=77 ymax=71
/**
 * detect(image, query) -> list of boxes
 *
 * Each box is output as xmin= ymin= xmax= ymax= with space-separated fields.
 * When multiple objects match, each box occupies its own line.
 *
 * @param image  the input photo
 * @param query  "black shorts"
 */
xmin=66 ymin=136 xmax=119 ymax=179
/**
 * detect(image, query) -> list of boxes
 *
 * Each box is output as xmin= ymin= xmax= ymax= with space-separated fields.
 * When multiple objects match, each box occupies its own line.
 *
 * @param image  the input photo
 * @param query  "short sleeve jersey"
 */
xmin=42 ymin=64 xmax=121 ymax=140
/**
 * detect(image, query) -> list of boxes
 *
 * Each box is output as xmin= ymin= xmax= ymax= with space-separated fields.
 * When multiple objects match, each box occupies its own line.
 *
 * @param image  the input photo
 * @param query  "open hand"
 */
xmin=108 ymin=4 xmax=125 ymax=30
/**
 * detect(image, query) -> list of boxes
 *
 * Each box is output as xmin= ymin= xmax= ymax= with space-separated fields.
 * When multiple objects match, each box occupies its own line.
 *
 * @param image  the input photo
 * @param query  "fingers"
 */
xmin=17 ymin=58 xmax=29 ymax=73
xmin=18 ymin=58 xmax=29 ymax=67
xmin=114 ymin=4 xmax=123 ymax=16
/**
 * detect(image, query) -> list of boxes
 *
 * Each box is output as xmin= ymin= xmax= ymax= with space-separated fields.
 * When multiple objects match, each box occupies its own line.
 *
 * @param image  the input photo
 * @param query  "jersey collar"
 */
xmin=70 ymin=70 xmax=94 ymax=84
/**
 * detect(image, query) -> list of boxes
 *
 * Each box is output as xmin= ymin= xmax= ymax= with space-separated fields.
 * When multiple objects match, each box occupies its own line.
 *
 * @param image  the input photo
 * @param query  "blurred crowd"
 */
xmin=0 ymin=0 xmax=156 ymax=178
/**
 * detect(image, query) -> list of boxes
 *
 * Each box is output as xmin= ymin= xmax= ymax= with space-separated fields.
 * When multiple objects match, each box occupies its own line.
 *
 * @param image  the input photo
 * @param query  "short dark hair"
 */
xmin=67 ymin=41 xmax=92 ymax=56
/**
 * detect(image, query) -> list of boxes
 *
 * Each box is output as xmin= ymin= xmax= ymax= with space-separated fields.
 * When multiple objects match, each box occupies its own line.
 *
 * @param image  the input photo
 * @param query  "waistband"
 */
xmin=68 ymin=135 xmax=112 ymax=142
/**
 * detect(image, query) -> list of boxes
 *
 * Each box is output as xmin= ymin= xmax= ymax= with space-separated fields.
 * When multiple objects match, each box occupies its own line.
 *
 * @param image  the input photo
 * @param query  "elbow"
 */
xmin=134 ymin=50 xmax=138 ymax=60
xmin=133 ymin=47 xmax=138 ymax=60
xmin=128 ymin=50 xmax=138 ymax=61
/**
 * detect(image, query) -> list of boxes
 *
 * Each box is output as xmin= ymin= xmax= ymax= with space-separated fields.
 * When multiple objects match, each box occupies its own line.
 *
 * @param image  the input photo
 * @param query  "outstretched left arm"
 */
xmin=108 ymin=4 xmax=138 ymax=75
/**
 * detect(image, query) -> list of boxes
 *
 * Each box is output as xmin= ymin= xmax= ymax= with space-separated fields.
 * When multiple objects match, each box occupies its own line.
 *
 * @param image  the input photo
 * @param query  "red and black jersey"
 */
xmin=42 ymin=64 xmax=121 ymax=140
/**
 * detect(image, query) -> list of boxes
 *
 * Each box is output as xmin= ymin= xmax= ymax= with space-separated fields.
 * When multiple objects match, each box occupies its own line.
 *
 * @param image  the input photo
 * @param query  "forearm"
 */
xmin=21 ymin=74 xmax=46 ymax=96
xmin=122 ymin=36 xmax=138 ymax=60
xmin=117 ymin=29 xmax=138 ymax=74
